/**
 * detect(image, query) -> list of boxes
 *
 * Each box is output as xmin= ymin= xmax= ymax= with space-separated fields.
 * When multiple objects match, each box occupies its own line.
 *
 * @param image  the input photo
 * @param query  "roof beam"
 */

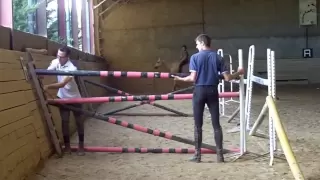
xmin=93 ymin=0 xmax=108 ymax=10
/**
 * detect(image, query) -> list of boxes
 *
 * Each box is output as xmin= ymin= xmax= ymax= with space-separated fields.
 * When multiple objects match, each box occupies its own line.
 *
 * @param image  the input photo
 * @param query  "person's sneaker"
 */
xmin=216 ymin=150 xmax=225 ymax=163
xmin=77 ymin=142 xmax=85 ymax=156
xmin=63 ymin=144 xmax=72 ymax=155
xmin=188 ymin=153 xmax=201 ymax=163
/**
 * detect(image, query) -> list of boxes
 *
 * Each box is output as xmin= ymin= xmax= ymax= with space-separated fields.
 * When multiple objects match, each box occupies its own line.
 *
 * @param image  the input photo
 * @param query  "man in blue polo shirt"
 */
xmin=172 ymin=34 xmax=244 ymax=163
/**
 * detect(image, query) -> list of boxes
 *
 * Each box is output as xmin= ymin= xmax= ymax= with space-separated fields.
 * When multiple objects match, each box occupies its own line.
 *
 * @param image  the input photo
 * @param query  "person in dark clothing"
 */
xmin=178 ymin=45 xmax=189 ymax=73
xmin=172 ymin=34 xmax=244 ymax=163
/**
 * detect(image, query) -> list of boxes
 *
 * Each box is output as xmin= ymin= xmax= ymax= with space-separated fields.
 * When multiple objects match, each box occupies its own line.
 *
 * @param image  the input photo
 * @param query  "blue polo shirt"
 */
xmin=189 ymin=50 xmax=229 ymax=86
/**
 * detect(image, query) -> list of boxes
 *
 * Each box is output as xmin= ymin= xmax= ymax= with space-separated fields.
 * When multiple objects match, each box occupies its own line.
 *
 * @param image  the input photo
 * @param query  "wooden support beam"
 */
xmin=26 ymin=52 xmax=63 ymax=157
xmin=93 ymin=0 xmax=108 ymax=10
xmin=99 ymin=0 xmax=121 ymax=16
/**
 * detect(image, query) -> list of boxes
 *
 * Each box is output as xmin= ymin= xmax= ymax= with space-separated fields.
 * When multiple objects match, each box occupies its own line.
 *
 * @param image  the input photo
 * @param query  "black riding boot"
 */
xmin=214 ymin=129 xmax=224 ymax=163
xmin=189 ymin=126 xmax=202 ymax=163
xmin=63 ymin=136 xmax=71 ymax=155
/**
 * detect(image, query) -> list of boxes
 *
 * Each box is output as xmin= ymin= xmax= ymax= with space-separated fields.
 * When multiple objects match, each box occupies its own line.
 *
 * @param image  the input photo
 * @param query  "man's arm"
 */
xmin=44 ymin=65 xmax=78 ymax=90
xmin=45 ymin=76 xmax=73 ymax=90
xmin=222 ymin=72 xmax=243 ymax=81
xmin=218 ymin=55 xmax=243 ymax=81
xmin=176 ymin=71 xmax=196 ymax=82
xmin=47 ymin=59 xmax=57 ymax=70
xmin=40 ymin=59 xmax=57 ymax=79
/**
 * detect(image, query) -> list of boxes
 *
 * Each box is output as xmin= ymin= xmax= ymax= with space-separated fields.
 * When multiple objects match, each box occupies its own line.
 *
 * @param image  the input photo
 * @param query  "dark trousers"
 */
xmin=193 ymin=86 xmax=220 ymax=130
xmin=59 ymin=103 xmax=84 ymax=144
xmin=192 ymin=85 xmax=223 ymax=151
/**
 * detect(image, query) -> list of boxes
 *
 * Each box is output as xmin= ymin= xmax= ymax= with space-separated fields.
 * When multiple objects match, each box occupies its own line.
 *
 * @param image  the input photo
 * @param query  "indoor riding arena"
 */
xmin=1 ymin=0 xmax=320 ymax=180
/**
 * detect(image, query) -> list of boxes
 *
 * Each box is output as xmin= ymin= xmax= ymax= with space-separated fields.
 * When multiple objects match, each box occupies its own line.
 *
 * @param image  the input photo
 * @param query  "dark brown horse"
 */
xmin=154 ymin=45 xmax=190 ymax=91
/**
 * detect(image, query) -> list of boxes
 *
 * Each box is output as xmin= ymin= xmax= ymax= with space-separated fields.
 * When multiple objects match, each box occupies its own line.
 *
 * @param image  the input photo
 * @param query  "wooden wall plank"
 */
xmin=0 ymin=70 xmax=26 ymax=81
xmin=0 ymin=80 xmax=32 ymax=94
xmin=0 ymin=91 xmax=30 ymax=111
xmin=0 ymin=49 xmax=24 ymax=63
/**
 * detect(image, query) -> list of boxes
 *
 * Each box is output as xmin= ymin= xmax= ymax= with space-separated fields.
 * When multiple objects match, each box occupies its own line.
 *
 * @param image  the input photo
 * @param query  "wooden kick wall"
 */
xmin=0 ymin=48 xmax=108 ymax=180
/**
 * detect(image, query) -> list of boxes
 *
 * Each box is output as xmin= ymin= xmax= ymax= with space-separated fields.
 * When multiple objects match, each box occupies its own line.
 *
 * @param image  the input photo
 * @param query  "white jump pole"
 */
xmin=217 ymin=49 xmax=225 ymax=116
xmin=245 ymin=45 xmax=255 ymax=130
xmin=267 ymin=49 xmax=277 ymax=166
xmin=238 ymin=49 xmax=246 ymax=155
xmin=246 ymin=47 xmax=276 ymax=134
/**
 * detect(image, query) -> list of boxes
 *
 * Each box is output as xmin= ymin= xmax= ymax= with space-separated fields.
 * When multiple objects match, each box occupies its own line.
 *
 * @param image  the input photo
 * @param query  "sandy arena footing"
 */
xmin=30 ymin=85 xmax=320 ymax=180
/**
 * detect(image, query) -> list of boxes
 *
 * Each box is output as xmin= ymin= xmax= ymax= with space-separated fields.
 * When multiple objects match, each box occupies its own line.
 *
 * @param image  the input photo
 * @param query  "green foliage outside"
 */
xmin=12 ymin=0 xmax=78 ymax=46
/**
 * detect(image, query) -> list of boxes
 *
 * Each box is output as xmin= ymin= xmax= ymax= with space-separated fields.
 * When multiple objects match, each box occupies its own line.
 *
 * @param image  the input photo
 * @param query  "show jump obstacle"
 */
xmin=36 ymin=57 xmax=246 ymax=158
xmin=37 ymin=69 xmax=196 ymax=117
xmin=222 ymin=46 xmax=304 ymax=180
xmin=26 ymin=50 xmax=244 ymax=157
xmin=23 ymin=46 xmax=304 ymax=180
xmin=224 ymin=46 xmax=279 ymax=165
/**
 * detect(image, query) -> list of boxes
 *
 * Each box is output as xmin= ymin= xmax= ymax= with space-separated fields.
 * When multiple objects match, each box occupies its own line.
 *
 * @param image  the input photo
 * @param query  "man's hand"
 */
xmin=171 ymin=75 xmax=182 ymax=81
xmin=237 ymin=68 xmax=245 ymax=75
xmin=43 ymin=85 xmax=49 ymax=92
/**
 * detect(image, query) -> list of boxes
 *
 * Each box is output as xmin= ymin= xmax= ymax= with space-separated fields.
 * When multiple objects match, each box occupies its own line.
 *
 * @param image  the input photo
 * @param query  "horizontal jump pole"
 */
xmin=47 ymin=92 xmax=239 ymax=104
xmin=109 ymin=113 xmax=194 ymax=117
xmin=70 ymin=146 xmax=216 ymax=154
xmin=35 ymin=69 xmax=190 ymax=78
xmin=50 ymin=103 xmax=239 ymax=154
xmin=84 ymin=80 xmax=193 ymax=117
xmin=230 ymin=76 xmax=268 ymax=86
xmin=84 ymin=79 xmax=194 ymax=97
xmin=251 ymin=75 xmax=269 ymax=86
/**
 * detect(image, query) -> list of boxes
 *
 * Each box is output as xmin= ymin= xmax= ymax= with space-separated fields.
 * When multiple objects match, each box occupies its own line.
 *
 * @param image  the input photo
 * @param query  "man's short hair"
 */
xmin=58 ymin=46 xmax=71 ymax=56
xmin=181 ymin=45 xmax=187 ymax=49
xmin=195 ymin=34 xmax=211 ymax=47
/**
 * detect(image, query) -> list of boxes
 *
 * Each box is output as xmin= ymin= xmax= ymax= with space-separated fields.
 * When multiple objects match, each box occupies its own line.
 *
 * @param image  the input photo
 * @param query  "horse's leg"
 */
xmin=173 ymin=80 xmax=177 ymax=91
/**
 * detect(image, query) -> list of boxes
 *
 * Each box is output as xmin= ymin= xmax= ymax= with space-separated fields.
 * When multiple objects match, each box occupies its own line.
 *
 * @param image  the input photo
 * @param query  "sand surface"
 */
xmin=30 ymin=85 xmax=320 ymax=180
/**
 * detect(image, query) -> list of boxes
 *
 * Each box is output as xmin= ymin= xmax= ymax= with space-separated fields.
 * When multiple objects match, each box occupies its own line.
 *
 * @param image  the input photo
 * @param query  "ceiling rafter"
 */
xmin=94 ymin=0 xmax=131 ymax=11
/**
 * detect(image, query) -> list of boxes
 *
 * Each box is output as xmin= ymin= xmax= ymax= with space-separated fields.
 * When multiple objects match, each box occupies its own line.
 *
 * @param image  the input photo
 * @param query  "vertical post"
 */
xmin=28 ymin=0 xmax=35 ymax=33
xmin=271 ymin=50 xmax=277 ymax=152
xmin=81 ymin=0 xmax=89 ymax=52
xmin=245 ymin=45 xmax=255 ymax=130
xmin=71 ymin=0 xmax=79 ymax=48
xmin=85 ymin=0 xmax=91 ymax=53
xmin=36 ymin=0 xmax=47 ymax=37
xmin=238 ymin=49 xmax=246 ymax=154
xmin=217 ymin=49 xmax=225 ymax=116
xmin=92 ymin=0 xmax=101 ymax=56
xmin=229 ymin=55 xmax=234 ymax=100
xmin=57 ymin=0 xmax=67 ymax=41
xmin=268 ymin=48 xmax=276 ymax=166
xmin=88 ymin=0 xmax=95 ymax=54
xmin=0 ymin=0 xmax=13 ymax=28
xmin=66 ymin=0 xmax=73 ymax=46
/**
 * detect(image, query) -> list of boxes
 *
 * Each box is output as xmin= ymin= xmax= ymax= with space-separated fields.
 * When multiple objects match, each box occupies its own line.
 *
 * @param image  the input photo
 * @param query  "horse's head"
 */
xmin=154 ymin=57 xmax=164 ymax=69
